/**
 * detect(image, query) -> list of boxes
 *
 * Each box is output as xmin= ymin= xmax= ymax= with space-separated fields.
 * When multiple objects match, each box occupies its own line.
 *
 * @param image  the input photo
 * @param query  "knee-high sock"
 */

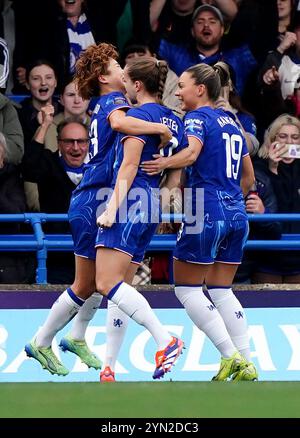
xmin=108 ymin=282 xmax=171 ymax=350
xmin=207 ymin=287 xmax=251 ymax=362
xmin=175 ymin=285 xmax=236 ymax=358
xmin=104 ymin=300 xmax=129 ymax=371
xmin=35 ymin=288 xmax=84 ymax=348
xmin=69 ymin=293 xmax=103 ymax=341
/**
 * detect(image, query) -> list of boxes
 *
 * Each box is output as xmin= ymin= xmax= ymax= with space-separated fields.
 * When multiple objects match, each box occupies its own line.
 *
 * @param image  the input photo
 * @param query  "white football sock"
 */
xmin=175 ymin=285 xmax=236 ymax=358
xmin=104 ymin=300 xmax=129 ymax=371
xmin=35 ymin=288 xmax=84 ymax=348
xmin=108 ymin=282 xmax=172 ymax=350
xmin=208 ymin=287 xmax=251 ymax=362
xmin=69 ymin=293 xmax=103 ymax=340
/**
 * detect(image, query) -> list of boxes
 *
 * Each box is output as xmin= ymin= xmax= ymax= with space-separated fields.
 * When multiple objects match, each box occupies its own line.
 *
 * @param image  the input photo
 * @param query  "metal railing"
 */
xmin=1 ymin=213 xmax=300 ymax=284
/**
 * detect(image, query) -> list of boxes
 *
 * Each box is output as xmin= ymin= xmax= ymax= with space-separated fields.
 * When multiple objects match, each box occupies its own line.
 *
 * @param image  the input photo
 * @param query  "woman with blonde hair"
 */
xmin=258 ymin=113 xmax=300 ymax=162
xmin=252 ymin=113 xmax=300 ymax=283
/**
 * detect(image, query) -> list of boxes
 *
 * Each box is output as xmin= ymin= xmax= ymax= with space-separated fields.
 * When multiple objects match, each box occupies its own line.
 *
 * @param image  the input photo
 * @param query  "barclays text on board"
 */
xmin=0 ymin=308 xmax=300 ymax=382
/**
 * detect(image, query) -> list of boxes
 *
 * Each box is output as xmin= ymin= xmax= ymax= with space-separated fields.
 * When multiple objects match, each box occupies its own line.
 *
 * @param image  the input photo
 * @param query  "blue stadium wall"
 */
xmin=1 ymin=286 xmax=300 ymax=382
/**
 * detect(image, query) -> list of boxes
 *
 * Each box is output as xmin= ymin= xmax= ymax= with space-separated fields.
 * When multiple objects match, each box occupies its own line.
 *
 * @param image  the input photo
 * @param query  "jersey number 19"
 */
xmin=223 ymin=132 xmax=243 ymax=180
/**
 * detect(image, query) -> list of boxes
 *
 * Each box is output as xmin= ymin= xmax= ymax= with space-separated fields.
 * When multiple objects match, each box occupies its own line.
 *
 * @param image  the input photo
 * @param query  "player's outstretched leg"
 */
xmin=59 ymin=334 xmax=102 ymax=370
xmin=153 ymin=336 xmax=184 ymax=380
xmin=25 ymin=339 xmax=69 ymax=376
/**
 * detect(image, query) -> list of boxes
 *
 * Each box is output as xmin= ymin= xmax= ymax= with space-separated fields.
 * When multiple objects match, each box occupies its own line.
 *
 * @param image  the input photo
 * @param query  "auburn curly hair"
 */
xmin=74 ymin=43 xmax=119 ymax=100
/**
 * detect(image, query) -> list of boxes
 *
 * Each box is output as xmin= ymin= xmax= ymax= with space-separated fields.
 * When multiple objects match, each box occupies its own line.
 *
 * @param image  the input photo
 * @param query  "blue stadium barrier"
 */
xmin=1 ymin=213 xmax=300 ymax=284
xmin=7 ymin=94 xmax=28 ymax=104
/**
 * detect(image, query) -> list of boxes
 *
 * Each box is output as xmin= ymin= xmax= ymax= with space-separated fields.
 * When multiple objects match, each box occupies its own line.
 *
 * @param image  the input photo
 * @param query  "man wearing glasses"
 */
xmin=21 ymin=106 xmax=89 ymax=283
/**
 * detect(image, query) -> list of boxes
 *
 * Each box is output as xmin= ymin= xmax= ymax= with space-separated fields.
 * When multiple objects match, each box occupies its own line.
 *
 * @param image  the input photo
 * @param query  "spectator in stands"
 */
xmin=0 ymin=132 xmax=34 ymax=283
xmin=24 ymin=76 xmax=90 ymax=211
xmin=225 ymin=1 xmax=295 ymax=62
xmin=44 ymin=76 xmax=90 ymax=153
xmin=0 ymin=1 xmax=61 ymax=94
xmin=117 ymin=1 xmax=152 ymax=48
xmin=150 ymin=0 xmax=237 ymax=45
xmin=0 ymin=89 xmax=23 ymax=165
xmin=122 ymin=41 xmax=184 ymax=116
xmin=55 ymin=0 xmax=96 ymax=78
xmin=0 ymin=34 xmax=24 ymax=164
xmin=0 ymin=1 xmax=17 ymax=93
xmin=158 ymin=4 xmax=257 ymax=96
xmin=0 ymin=37 xmax=9 ymax=92
xmin=0 ymin=0 xmax=31 ymax=94
xmin=234 ymin=163 xmax=281 ymax=283
xmin=21 ymin=114 xmax=89 ymax=284
xmin=278 ymin=0 xmax=298 ymax=39
xmin=17 ymin=60 xmax=61 ymax=148
xmin=52 ymin=0 xmax=142 ymax=87
xmin=2 ymin=1 xmax=139 ymax=94
xmin=253 ymin=114 xmax=300 ymax=283
xmin=150 ymin=0 xmax=201 ymax=45
xmin=0 ymin=132 xmax=24 ymax=215
xmin=258 ymin=12 xmax=300 ymax=130
xmin=17 ymin=60 xmax=61 ymax=211
xmin=6 ymin=0 xmax=104 ymax=92
xmin=220 ymin=1 xmax=279 ymax=134
xmin=8 ymin=0 xmax=144 ymax=93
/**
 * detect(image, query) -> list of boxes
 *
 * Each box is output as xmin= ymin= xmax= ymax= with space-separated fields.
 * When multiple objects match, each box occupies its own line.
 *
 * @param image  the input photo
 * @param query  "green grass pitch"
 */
xmin=1 ymin=382 xmax=300 ymax=418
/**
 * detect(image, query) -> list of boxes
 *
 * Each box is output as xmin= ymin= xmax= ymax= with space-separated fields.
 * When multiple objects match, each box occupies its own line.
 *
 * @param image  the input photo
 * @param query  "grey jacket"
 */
xmin=0 ymin=93 xmax=24 ymax=164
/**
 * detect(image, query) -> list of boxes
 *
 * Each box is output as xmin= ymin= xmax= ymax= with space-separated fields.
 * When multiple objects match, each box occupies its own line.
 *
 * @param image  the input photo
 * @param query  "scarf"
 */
xmin=59 ymin=154 xmax=84 ymax=186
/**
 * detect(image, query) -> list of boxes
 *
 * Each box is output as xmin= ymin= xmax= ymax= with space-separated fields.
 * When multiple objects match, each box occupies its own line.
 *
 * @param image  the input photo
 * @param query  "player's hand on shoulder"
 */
xmin=141 ymin=154 xmax=168 ymax=175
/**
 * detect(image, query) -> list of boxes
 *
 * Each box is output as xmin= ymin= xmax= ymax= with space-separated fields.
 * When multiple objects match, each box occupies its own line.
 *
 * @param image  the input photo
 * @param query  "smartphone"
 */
xmin=279 ymin=144 xmax=300 ymax=159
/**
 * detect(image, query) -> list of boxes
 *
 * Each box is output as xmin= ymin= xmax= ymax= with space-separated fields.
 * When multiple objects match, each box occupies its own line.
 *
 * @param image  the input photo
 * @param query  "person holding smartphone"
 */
xmin=251 ymin=113 xmax=300 ymax=283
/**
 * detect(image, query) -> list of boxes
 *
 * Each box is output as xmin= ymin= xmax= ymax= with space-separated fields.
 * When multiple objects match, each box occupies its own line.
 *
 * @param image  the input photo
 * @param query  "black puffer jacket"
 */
xmin=269 ymin=159 xmax=300 ymax=233
xmin=0 ymin=163 xmax=35 ymax=283
xmin=254 ymin=157 xmax=300 ymax=274
xmin=0 ymin=162 xmax=26 ymax=233
xmin=250 ymin=157 xmax=281 ymax=239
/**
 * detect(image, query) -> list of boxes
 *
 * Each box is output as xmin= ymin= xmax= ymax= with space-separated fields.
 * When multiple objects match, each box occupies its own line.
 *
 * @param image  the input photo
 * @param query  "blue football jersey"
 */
xmin=95 ymin=103 xmax=187 ymax=261
xmin=78 ymin=91 xmax=130 ymax=190
xmin=236 ymin=111 xmax=257 ymax=136
xmin=112 ymin=102 xmax=188 ymax=190
xmin=184 ymin=106 xmax=249 ymax=220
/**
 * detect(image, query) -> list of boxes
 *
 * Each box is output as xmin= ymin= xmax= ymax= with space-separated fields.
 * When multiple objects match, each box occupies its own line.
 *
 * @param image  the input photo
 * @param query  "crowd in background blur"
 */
xmin=1 ymin=0 xmax=300 ymax=284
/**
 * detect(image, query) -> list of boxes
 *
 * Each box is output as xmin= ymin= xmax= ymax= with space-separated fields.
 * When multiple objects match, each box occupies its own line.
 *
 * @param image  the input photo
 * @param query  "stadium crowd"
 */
xmin=1 ymin=0 xmax=300 ymax=287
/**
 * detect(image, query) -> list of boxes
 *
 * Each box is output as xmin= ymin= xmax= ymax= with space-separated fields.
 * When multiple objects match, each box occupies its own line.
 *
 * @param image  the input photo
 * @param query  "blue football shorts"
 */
xmin=174 ymin=219 xmax=249 ymax=264
xmin=68 ymin=186 xmax=108 ymax=260
xmin=95 ymin=194 xmax=159 ymax=264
